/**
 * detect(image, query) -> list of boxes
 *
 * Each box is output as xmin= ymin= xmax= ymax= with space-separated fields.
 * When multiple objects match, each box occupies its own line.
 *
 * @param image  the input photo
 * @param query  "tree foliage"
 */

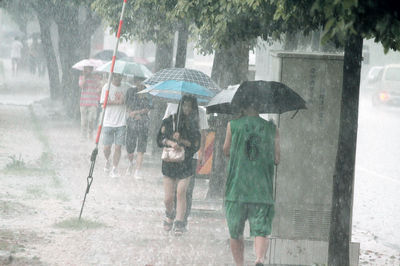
xmin=273 ymin=0 xmax=400 ymax=52
xmin=175 ymin=0 xmax=279 ymax=53
xmin=92 ymin=0 xmax=177 ymax=43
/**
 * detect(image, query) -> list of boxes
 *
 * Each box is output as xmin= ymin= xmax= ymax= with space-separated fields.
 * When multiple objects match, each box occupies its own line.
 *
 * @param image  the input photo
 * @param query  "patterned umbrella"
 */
xmin=143 ymin=68 xmax=220 ymax=91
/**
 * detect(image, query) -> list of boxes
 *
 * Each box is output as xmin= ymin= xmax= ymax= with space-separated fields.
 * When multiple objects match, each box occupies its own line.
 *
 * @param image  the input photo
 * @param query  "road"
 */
xmin=353 ymin=91 xmax=400 ymax=255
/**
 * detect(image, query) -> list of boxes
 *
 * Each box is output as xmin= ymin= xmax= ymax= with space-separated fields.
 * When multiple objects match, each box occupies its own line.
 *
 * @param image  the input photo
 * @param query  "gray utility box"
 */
xmin=266 ymin=51 xmax=359 ymax=265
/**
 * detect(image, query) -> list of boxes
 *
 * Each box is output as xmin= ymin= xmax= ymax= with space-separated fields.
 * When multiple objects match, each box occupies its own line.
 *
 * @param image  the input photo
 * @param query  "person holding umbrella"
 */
xmin=223 ymin=96 xmax=280 ymax=266
xmin=157 ymin=95 xmax=201 ymax=235
xmin=78 ymin=65 xmax=102 ymax=141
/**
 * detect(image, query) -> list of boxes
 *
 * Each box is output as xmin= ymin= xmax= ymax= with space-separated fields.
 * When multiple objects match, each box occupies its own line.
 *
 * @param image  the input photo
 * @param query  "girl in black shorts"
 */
xmin=157 ymin=95 xmax=201 ymax=235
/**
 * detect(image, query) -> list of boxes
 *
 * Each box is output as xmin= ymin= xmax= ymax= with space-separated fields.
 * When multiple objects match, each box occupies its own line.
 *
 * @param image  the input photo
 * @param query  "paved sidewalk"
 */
xmin=0 ymin=89 xmax=289 ymax=265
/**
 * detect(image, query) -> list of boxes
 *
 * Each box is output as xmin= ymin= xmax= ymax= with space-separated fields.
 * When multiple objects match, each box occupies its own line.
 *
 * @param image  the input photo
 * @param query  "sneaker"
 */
xmin=109 ymin=167 xmax=120 ymax=178
xmin=134 ymin=169 xmax=143 ymax=180
xmin=104 ymin=160 xmax=111 ymax=173
xmin=125 ymin=162 xmax=135 ymax=176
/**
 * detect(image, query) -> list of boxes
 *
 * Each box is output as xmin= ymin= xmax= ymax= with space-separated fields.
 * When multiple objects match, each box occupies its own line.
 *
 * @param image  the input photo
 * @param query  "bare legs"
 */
xmin=230 ymin=238 xmax=244 ymax=266
xmin=175 ymin=177 xmax=189 ymax=221
xmin=255 ymin=236 xmax=269 ymax=264
xmin=103 ymin=144 xmax=122 ymax=168
xmin=163 ymin=176 xmax=175 ymax=220
xmin=112 ymin=145 xmax=121 ymax=168
xmin=229 ymin=236 xmax=269 ymax=266
xmin=163 ymin=176 xmax=190 ymax=222
xmin=136 ymin=152 xmax=144 ymax=171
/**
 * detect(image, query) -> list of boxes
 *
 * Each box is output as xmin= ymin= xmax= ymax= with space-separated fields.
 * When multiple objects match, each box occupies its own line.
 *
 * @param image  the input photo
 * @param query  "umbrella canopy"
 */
xmin=92 ymin=49 xmax=127 ymax=61
xmin=205 ymin=84 xmax=239 ymax=113
xmin=206 ymin=80 xmax=306 ymax=114
xmin=143 ymin=68 xmax=220 ymax=91
xmin=120 ymin=56 xmax=150 ymax=65
xmin=72 ymin=59 xmax=104 ymax=71
xmin=96 ymin=60 xmax=153 ymax=78
xmin=139 ymin=80 xmax=213 ymax=104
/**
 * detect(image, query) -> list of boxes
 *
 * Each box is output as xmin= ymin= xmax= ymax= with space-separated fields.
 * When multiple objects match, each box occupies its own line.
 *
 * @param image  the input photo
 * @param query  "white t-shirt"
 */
xmin=100 ymin=83 xmax=128 ymax=127
xmin=163 ymin=103 xmax=209 ymax=159
xmin=11 ymin=40 xmax=23 ymax=59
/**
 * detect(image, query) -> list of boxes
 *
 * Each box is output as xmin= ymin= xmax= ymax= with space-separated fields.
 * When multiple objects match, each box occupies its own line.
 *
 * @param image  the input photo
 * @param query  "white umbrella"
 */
xmin=72 ymin=59 xmax=104 ymax=71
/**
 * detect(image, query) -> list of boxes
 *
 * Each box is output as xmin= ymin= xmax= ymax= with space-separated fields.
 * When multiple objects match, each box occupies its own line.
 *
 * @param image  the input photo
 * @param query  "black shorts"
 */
xmin=161 ymin=157 xmax=195 ymax=179
xmin=126 ymin=126 xmax=148 ymax=154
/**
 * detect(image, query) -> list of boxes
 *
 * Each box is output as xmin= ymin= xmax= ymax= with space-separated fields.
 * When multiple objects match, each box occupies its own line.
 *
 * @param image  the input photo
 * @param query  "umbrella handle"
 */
xmin=176 ymin=102 xmax=182 ymax=131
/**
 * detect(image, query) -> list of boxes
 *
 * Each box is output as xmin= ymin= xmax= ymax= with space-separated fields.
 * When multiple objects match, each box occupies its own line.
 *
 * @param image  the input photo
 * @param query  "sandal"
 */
xmin=173 ymin=220 xmax=186 ymax=236
xmin=163 ymin=219 xmax=173 ymax=231
xmin=163 ymin=210 xmax=175 ymax=232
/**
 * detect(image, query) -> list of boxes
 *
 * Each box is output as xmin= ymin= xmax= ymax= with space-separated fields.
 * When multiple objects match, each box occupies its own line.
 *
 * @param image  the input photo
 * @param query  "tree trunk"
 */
xmin=148 ymin=39 xmax=174 ymax=154
xmin=328 ymin=34 xmax=363 ymax=266
xmin=154 ymin=39 xmax=174 ymax=72
xmin=208 ymin=42 xmax=249 ymax=198
xmin=175 ymin=21 xmax=189 ymax=68
xmin=211 ymin=42 xmax=249 ymax=88
xmin=37 ymin=16 xmax=60 ymax=99
xmin=57 ymin=20 xmax=81 ymax=119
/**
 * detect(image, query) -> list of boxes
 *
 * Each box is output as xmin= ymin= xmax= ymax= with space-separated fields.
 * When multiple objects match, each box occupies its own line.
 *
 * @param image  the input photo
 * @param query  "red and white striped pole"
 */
xmin=95 ymin=0 xmax=127 ymax=145
xmin=79 ymin=0 xmax=128 ymax=220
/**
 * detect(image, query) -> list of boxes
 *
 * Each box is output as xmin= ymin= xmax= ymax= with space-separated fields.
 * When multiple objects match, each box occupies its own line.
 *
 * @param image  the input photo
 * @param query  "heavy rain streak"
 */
xmin=1 ymin=1 xmax=400 ymax=266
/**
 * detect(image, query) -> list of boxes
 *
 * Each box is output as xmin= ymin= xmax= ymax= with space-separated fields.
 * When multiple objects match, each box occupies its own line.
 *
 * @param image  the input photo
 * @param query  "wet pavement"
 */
xmin=0 ymin=83 xmax=276 ymax=265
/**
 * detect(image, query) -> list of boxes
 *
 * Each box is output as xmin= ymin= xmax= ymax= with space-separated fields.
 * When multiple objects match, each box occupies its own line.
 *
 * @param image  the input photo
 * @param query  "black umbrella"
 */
xmin=206 ymin=80 xmax=306 ymax=114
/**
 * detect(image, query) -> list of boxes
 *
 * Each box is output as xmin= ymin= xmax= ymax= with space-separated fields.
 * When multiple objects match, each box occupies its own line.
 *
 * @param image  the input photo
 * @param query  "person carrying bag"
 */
xmin=157 ymin=95 xmax=201 ymax=235
xmin=161 ymin=115 xmax=185 ymax=162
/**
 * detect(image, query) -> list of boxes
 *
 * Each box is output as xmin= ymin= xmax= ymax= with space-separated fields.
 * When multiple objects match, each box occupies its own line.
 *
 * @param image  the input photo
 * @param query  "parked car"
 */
xmin=369 ymin=64 xmax=400 ymax=107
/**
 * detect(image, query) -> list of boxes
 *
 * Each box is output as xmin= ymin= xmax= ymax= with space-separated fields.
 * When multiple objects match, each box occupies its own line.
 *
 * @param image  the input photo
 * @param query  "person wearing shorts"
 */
xmin=125 ymin=77 xmax=152 ymax=179
xmin=100 ymin=74 xmax=128 ymax=178
xmin=163 ymin=103 xmax=209 ymax=229
xmin=223 ymin=104 xmax=280 ymax=266
xmin=157 ymin=96 xmax=201 ymax=235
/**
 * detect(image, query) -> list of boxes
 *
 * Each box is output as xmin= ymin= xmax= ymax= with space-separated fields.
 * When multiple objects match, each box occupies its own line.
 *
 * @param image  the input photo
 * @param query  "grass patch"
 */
xmin=37 ymin=152 xmax=53 ymax=169
xmin=26 ymin=187 xmax=48 ymax=199
xmin=54 ymin=218 xmax=105 ymax=230
xmin=55 ymin=192 xmax=70 ymax=202
xmin=0 ymin=200 xmax=30 ymax=216
xmin=5 ymin=154 xmax=26 ymax=170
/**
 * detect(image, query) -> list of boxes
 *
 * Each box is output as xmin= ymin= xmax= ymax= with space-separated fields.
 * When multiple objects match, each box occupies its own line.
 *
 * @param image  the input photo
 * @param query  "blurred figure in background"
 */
xmin=29 ymin=37 xmax=40 ymax=75
xmin=10 ymin=37 xmax=23 ymax=76
xmin=79 ymin=66 xmax=102 ymax=141
xmin=125 ymin=76 xmax=152 ymax=179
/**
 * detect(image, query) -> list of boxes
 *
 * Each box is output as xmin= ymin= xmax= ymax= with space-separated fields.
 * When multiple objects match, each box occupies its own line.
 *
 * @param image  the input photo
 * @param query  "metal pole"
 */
xmin=273 ymin=114 xmax=280 ymax=201
xmin=79 ymin=0 xmax=128 ymax=220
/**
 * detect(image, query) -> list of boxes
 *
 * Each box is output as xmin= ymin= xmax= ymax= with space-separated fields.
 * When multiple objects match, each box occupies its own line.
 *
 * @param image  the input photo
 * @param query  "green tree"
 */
xmin=1 ymin=0 xmax=101 ymax=116
xmin=0 ymin=0 xmax=61 ymax=97
xmin=93 ymin=0 xmax=180 ymax=71
xmin=54 ymin=1 xmax=101 ymax=117
xmin=271 ymin=1 xmax=400 ymax=265
xmin=179 ymin=1 xmax=399 ymax=264
xmin=175 ymin=0 xmax=280 ymax=197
